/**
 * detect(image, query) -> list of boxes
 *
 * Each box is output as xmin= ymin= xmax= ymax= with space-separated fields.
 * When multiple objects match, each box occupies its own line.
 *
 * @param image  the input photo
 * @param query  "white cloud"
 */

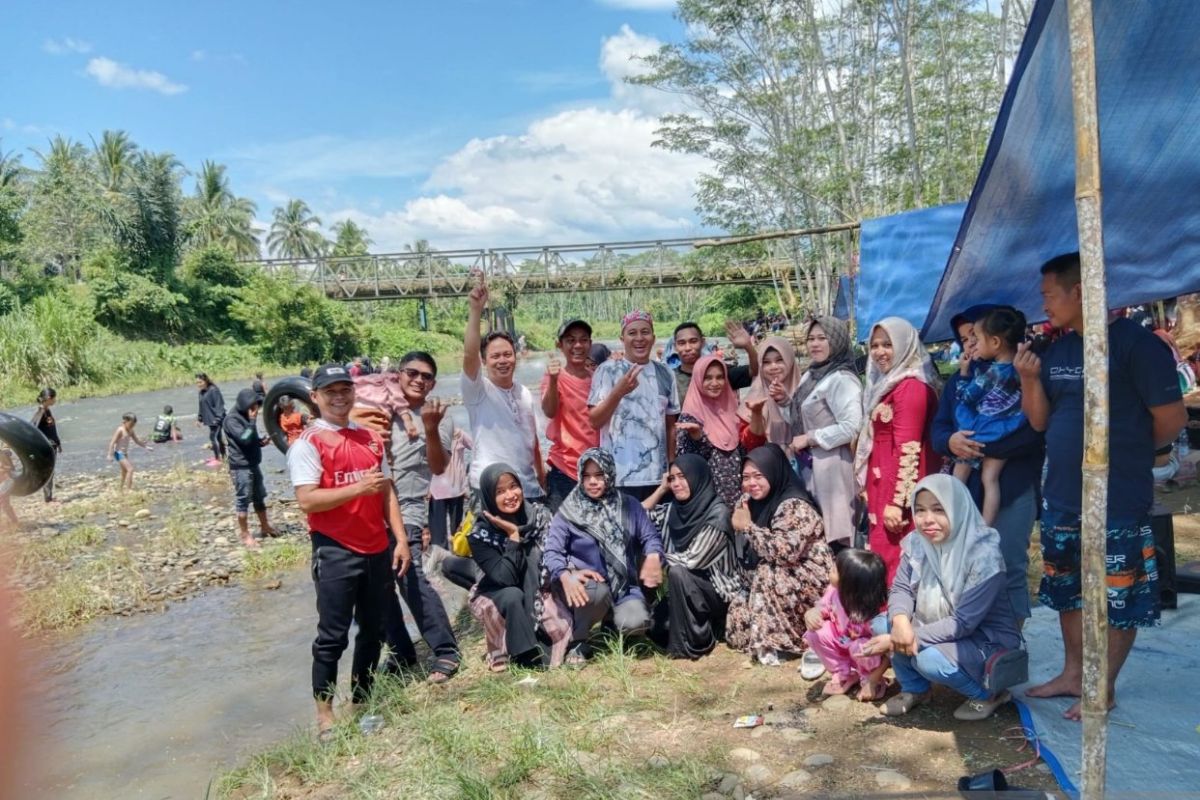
xmin=84 ymin=57 xmax=188 ymax=95
xmin=43 ymin=37 xmax=92 ymax=55
xmin=190 ymin=49 xmax=208 ymax=62
xmin=595 ymin=0 xmax=677 ymax=10
xmin=226 ymin=134 xmax=441 ymax=183
xmin=599 ymin=24 xmax=683 ymax=116
xmin=324 ymin=105 xmax=709 ymax=250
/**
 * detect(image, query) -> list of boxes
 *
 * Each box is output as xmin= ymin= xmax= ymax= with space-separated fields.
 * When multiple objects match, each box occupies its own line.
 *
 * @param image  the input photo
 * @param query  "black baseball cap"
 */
xmin=312 ymin=363 xmax=354 ymax=389
xmin=557 ymin=318 xmax=593 ymax=340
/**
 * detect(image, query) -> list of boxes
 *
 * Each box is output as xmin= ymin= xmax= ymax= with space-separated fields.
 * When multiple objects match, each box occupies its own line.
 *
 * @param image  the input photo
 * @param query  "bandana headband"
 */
xmin=621 ymin=309 xmax=654 ymax=332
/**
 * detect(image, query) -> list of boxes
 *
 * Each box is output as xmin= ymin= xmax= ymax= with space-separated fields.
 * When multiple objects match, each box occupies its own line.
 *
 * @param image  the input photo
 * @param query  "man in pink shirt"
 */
xmin=541 ymin=319 xmax=599 ymax=511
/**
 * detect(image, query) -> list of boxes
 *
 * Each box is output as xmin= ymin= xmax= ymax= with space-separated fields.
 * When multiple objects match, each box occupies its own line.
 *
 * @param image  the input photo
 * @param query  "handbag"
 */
xmin=450 ymin=510 xmax=475 ymax=557
xmin=982 ymin=647 xmax=1029 ymax=693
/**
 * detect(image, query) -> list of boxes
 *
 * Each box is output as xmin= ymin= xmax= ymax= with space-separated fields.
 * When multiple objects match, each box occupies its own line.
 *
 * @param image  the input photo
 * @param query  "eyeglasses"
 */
xmin=402 ymin=367 xmax=436 ymax=382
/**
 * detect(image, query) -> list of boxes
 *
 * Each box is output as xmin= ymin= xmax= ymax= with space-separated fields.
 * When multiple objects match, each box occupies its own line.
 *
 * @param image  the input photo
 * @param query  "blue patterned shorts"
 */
xmin=1038 ymin=505 xmax=1160 ymax=629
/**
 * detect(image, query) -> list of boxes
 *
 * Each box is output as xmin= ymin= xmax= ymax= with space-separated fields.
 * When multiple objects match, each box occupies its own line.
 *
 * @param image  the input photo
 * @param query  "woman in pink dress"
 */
xmin=854 ymin=317 xmax=941 ymax=584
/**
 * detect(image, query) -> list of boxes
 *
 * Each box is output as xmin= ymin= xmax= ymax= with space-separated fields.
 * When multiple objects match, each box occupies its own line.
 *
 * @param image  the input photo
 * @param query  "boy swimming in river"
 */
xmin=107 ymin=412 xmax=153 ymax=490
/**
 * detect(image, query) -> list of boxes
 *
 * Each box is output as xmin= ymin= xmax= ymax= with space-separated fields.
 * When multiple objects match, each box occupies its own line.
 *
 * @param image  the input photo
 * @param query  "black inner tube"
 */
xmin=0 ymin=412 xmax=57 ymax=496
xmin=262 ymin=376 xmax=317 ymax=454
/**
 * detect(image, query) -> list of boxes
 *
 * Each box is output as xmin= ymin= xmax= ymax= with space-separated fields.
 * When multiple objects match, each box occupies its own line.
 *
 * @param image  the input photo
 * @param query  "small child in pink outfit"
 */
xmin=803 ymin=548 xmax=890 ymax=700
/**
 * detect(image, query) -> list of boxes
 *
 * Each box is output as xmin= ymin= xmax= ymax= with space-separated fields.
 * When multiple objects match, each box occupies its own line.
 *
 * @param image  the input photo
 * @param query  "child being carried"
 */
xmin=952 ymin=306 xmax=1027 ymax=525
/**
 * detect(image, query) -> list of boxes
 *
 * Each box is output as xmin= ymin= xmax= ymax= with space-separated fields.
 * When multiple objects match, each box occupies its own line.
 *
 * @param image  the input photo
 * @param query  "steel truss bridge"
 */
xmin=248 ymin=236 xmax=803 ymax=301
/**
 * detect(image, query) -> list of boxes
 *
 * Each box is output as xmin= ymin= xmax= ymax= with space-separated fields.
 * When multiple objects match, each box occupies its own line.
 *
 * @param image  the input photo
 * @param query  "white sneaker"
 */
xmin=799 ymin=650 xmax=827 ymax=680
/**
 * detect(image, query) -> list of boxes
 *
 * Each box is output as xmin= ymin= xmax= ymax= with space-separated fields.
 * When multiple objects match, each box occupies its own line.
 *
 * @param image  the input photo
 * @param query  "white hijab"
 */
xmin=854 ymin=317 xmax=940 ymax=488
xmin=901 ymin=474 xmax=1005 ymax=625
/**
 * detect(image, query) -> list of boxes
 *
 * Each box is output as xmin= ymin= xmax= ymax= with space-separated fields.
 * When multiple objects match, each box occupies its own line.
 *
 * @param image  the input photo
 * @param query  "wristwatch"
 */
xmin=1155 ymin=442 xmax=1174 ymax=457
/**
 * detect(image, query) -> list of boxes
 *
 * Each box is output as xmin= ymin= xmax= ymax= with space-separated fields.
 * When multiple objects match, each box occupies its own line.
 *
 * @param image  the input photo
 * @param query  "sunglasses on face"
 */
xmin=402 ymin=367 xmax=436 ymax=382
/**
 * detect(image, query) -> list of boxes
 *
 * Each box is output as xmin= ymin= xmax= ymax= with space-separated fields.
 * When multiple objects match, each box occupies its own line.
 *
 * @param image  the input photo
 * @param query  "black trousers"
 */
xmin=442 ymin=554 xmax=481 ymax=591
xmin=310 ymin=533 xmax=392 ymax=702
xmin=545 ymin=465 xmax=577 ymax=514
xmin=482 ymin=585 xmax=542 ymax=664
xmin=383 ymin=525 xmax=460 ymax=669
xmin=208 ymin=424 xmax=226 ymax=460
xmin=654 ymin=566 xmax=726 ymax=659
xmin=428 ymin=496 xmax=465 ymax=549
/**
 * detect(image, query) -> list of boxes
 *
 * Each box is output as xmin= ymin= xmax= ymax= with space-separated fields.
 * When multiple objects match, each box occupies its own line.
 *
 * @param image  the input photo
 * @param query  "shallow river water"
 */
xmin=5 ymin=357 xmax=556 ymax=800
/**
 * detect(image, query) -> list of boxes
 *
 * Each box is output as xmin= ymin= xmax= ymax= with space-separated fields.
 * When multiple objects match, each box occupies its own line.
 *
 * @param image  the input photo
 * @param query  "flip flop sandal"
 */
xmin=953 ymin=690 xmax=1012 ymax=721
xmin=427 ymin=656 xmax=461 ymax=684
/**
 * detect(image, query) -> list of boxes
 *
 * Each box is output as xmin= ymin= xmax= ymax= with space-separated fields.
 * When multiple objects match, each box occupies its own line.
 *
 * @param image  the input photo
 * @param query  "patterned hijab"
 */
xmin=738 ymin=336 xmax=802 ymax=446
xmin=901 ymin=474 xmax=1005 ymax=625
xmin=854 ymin=317 xmax=940 ymax=488
xmin=682 ymin=355 xmax=740 ymax=452
xmin=557 ymin=448 xmax=632 ymax=596
xmin=793 ymin=316 xmax=857 ymax=410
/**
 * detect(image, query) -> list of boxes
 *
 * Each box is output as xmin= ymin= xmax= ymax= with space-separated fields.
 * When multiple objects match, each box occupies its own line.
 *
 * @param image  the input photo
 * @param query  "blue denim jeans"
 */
xmin=876 ymin=615 xmax=988 ymax=700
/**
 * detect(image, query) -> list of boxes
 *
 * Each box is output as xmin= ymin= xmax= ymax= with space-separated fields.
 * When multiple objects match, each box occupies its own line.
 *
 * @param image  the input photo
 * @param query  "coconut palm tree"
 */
xmin=92 ymin=130 xmax=137 ymax=196
xmin=0 ymin=142 xmax=22 ymax=189
xmin=185 ymin=160 xmax=260 ymax=258
xmin=267 ymin=199 xmax=326 ymax=259
xmin=331 ymin=219 xmax=372 ymax=257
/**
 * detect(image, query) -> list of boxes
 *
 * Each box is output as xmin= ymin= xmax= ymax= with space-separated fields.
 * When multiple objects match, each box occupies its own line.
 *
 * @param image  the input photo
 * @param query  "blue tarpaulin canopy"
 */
xmin=856 ymin=203 xmax=965 ymax=341
xmin=832 ymin=275 xmax=851 ymax=320
xmin=922 ymin=0 xmax=1200 ymax=341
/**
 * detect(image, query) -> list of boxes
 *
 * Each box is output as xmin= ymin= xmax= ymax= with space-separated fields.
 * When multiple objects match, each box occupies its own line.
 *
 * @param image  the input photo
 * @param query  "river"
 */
xmin=5 ymin=356 xmax=557 ymax=800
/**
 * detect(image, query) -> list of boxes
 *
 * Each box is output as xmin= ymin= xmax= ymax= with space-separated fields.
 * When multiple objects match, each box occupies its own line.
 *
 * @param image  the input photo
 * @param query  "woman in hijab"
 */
xmin=726 ymin=444 xmax=834 ymax=665
xmin=543 ymin=448 xmax=665 ymax=664
xmin=738 ymin=336 xmax=802 ymax=450
xmin=789 ymin=316 xmax=863 ymax=550
xmin=677 ymin=355 xmax=745 ymax=506
xmin=643 ymin=454 xmax=747 ymax=658
xmin=855 ymin=317 xmax=941 ymax=584
xmin=468 ymin=463 xmax=571 ymax=669
xmin=864 ymin=474 xmax=1020 ymax=720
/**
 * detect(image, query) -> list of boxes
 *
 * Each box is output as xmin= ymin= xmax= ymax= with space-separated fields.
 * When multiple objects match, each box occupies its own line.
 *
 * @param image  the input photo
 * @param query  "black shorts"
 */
xmin=232 ymin=467 xmax=267 ymax=513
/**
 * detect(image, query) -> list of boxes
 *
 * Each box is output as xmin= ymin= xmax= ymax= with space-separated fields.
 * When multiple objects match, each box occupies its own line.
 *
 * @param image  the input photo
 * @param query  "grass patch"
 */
xmin=161 ymin=504 xmax=201 ymax=552
xmin=19 ymin=546 xmax=147 ymax=632
xmin=242 ymin=538 xmax=307 ymax=579
xmin=214 ymin=637 xmax=720 ymax=800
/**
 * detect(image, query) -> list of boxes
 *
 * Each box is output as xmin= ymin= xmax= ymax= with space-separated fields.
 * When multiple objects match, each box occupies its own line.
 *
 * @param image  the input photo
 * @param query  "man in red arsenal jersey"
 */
xmin=287 ymin=364 xmax=412 ymax=738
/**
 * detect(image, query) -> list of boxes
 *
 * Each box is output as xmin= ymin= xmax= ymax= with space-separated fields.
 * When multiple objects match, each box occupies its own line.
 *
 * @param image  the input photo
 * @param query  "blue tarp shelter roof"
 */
xmin=856 ymin=203 xmax=965 ymax=341
xmin=923 ymin=0 xmax=1200 ymax=341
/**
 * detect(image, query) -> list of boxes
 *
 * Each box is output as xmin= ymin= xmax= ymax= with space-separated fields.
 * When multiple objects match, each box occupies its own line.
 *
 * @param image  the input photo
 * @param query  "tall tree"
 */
xmin=0 ymin=142 xmax=22 ymax=189
xmin=267 ymin=199 xmax=326 ymax=259
xmin=22 ymin=136 xmax=104 ymax=281
xmin=91 ymin=130 xmax=137 ymax=197
xmin=184 ymin=160 xmax=260 ymax=258
xmin=331 ymin=219 xmax=372 ymax=257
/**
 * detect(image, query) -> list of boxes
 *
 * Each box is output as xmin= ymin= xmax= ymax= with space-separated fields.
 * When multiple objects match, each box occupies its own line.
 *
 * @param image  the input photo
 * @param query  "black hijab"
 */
xmin=744 ymin=444 xmax=817 ymax=527
xmin=667 ymin=454 xmax=731 ymax=550
xmin=470 ymin=462 xmax=538 ymax=549
xmin=949 ymin=304 xmax=997 ymax=346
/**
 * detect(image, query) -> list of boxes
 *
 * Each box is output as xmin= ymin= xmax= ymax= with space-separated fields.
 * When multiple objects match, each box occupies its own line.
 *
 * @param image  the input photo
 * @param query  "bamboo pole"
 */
xmin=692 ymin=220 xmax=861 ymax=248
xmin=1065 ymin=0 xmax=1109 ymax=796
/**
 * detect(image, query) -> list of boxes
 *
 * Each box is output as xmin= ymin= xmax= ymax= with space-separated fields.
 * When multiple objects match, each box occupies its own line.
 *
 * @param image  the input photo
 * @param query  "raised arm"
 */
xmin=422 ymin=401 xmax=451 ymax=476
xmin=725 ymin=320 xmax=759 ymax=379
xmin=541 ymin=361 xmax=561 ymax=418
xmin=463 ymin=278 xmax=487 ymax=381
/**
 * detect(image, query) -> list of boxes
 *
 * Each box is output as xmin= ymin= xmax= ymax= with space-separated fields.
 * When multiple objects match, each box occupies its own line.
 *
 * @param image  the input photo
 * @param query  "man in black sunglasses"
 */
xmin=380 ymin=350 xmax=463 ymax=684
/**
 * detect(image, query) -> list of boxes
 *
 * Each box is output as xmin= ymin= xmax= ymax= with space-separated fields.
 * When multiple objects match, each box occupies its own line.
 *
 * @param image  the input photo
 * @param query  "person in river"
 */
xmin=278 ymin=396 xmax=310 ymax=446
xmin=543 ymin=448 xmax=665 ymax=665
xmin=30 ymin=388 xmax=62 ymax=503
xmin=151 ymin=405 xmax=183 ymax=444
xmin=468 ymin=462 xmax=572 ymax=669
xmin=378 ymin=351 xmax=462 ymax=684
xmin=462 ymin=273 xmax=545 ymax=503
xmin=223 ymin=388 xmax=278 ymax=550
xmin=541 ymin=319 xmax=599 ymax=512
xmin=195 ymin=373 xmax=227 ymax=467
xmin=643 ymin=454 xmax=746 ymax=659
xmin=286 ymin=363 xmax=412 ymax=741
xmin=106 ymin=412 xmax=152 ymax=491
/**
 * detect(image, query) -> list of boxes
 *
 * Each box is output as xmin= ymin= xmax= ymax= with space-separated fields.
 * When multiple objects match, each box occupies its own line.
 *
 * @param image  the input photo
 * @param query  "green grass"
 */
xmin=19 ymin=546 xmax=147 ymax=631
xmin=214 ymin=640 xmax=723 ymax=800
xmin=161 ymin=504 xmax=201 ymax=552
xmin=241 ymin=537 xmax=308 ymax=579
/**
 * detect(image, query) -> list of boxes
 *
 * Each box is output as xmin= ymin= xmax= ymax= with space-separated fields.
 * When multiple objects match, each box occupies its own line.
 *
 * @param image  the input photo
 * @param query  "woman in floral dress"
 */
xmin=676 ymin=355 xmax=744 ymax=506
xmin=854 ymin=317 xmax=941 ymax=584
xmin=726 ymin=444 xmax=834 ymax=665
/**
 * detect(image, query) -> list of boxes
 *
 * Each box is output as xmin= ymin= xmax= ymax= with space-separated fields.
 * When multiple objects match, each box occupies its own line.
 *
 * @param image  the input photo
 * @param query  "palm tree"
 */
xmin=331 ymin=219 xmax=372 ymax=257
xmin=267 ymin=199 xmax=326 ymax=259
xmin=0 ymin=142 xmax=22 ymax=189
xmin=185 ymin=160 xmax=260 ymax=258
xmin=92 ymin=130 xmax=137 ymax=196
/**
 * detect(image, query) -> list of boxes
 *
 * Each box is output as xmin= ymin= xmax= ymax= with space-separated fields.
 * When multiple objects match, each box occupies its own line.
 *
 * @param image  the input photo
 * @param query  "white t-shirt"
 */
xmin=461 ymin=370 xmax=543 ymax=498
xmin=588 ymin=359 xmax=680 ymax=487
xmin=287 ymin=418 xmax=392 ymax=487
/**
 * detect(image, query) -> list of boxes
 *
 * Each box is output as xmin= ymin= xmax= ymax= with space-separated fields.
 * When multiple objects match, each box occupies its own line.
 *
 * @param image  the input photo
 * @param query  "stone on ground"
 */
xmin=728 ymin=747 xmax=761 ymax=764
xmin=875 ymin=770 xmax=913 ymax=790
xmin=779 ymin=769 xmax=814 ymax=788
xmin=803 ymin=753 xmax=834 ymax=768
xmin=742 ymin=763 xmax=774 ymax=787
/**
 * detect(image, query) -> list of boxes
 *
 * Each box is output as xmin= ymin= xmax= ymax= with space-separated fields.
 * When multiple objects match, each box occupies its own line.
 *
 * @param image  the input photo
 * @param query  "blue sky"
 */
xmin=1 ymin=0 xmax=712 ymax=252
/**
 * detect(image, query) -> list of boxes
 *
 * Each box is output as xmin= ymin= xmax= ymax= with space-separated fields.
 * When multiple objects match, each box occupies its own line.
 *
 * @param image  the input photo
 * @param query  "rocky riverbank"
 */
xmin=6 ymin=465 xmax=309 ymax=633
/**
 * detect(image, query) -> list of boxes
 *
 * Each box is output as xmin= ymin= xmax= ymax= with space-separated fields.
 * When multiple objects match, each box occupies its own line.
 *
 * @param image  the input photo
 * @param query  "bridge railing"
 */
xmin=249 ymin=236 xmax=786 ymax=299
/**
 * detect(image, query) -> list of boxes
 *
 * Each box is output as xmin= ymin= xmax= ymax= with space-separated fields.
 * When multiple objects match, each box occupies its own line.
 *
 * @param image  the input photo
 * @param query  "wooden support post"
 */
xmin=1066 ymin=1 xmax=1109 ymax=797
